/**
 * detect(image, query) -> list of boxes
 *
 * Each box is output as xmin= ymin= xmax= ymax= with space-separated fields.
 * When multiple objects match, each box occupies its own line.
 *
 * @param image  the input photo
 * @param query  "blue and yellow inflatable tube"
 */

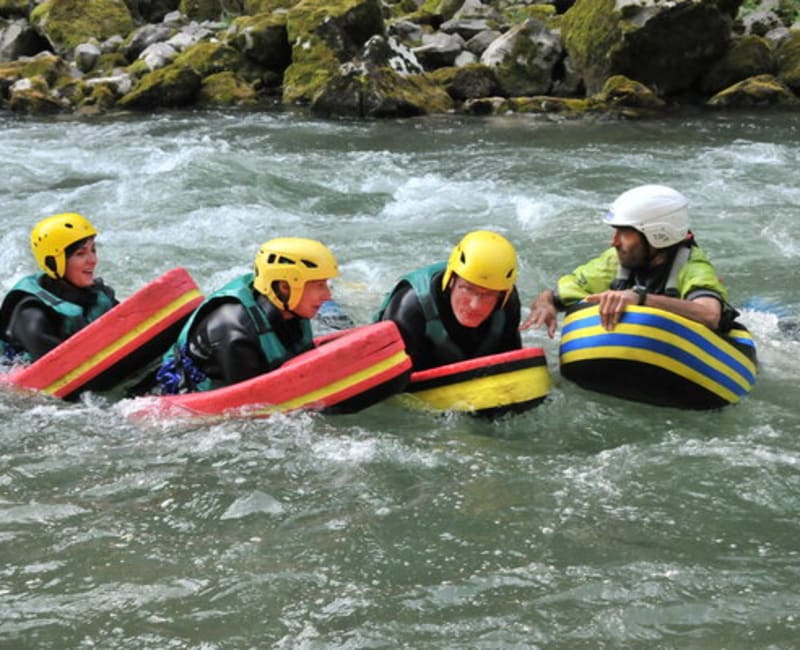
xmin=559 ymin=304 xmax=757 ymax=409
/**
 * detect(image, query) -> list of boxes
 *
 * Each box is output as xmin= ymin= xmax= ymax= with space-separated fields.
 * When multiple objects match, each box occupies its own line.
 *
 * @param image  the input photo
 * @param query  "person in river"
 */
xmin=154 ymin=237 xmax=339 ymax=394
xmin=375 ymin=229 xmax=522 ymax=371
xmin=0 ymin=213 xmax=118 ymax=364
xmin=521 ymin=184 xmax=740 ymax=336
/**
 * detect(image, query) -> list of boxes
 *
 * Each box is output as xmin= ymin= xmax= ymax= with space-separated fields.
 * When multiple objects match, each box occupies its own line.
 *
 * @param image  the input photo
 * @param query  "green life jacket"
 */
xmin=0 ymin=274 xmax=115 ymax=362
xmin=377 ymin=262 xmax=507 ymax=362
xmin=161 ymin=274 xmax=313 ymax=393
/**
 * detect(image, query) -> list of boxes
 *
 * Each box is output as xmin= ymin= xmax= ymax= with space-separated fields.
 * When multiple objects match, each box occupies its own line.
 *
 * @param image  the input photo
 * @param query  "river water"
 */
xmin=1 ymin=108 xmax=799 ymax=649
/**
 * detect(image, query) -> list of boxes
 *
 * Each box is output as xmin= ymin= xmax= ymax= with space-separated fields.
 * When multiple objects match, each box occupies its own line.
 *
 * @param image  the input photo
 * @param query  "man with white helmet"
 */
xmin=375 ymin=230 xmax=522 ymax=370
xmin=522 ymin=184 xmax=738 ymax=336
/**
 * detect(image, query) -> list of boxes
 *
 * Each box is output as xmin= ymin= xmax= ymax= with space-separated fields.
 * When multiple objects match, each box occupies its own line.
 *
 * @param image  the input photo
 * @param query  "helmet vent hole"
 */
xmin=300 ymin=259 xmax=318 ymax=269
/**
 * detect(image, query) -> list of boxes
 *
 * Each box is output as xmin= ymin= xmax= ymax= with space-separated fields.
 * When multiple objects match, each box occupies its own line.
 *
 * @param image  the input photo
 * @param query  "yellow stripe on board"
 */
xmin=561 ymin=346 xmax=743 ymax=404
xmin=561 ymin=322 xmax=756 ymax=390
xmin=242 ymin=349 xmax=410 ymax=417
xmin=402 ymin=366 xmax=550 ymax=412
xmin=45 ymin=289 xmax=203 ymax=395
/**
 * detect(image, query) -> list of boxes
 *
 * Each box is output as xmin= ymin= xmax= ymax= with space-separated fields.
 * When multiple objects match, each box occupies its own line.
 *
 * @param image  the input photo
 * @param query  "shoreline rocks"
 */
xmin=1 ymin=0 xmax=799 ymax=118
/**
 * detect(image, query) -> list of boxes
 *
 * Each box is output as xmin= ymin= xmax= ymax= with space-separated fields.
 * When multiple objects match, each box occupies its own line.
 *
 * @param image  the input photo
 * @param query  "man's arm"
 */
xmin=585 ymin=289 xmax=721 ymax=331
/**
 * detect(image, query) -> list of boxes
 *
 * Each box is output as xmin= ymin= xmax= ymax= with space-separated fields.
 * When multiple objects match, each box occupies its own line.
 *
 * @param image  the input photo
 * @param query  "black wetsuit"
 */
xmin=379 ymin=270 xmax=522 ymax=371
xmin=0 ymin=275 xmax=117 ymax=361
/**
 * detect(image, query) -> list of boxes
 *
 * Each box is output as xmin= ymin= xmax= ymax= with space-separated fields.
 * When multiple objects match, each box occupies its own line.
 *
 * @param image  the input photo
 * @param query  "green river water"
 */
xmin=1 ymin=109 xmax=799 ymax=649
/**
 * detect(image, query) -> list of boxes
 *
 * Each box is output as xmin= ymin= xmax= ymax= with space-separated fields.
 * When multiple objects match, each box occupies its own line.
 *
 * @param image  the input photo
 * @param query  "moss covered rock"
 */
xmin=595 ymin=74 xmax=665 ymax=109
xmin=707 ymin=73 xmax=798 ymax=107
xmin=0 ymin=0 xmax=30 ymax=19
xmin=30 ymin=0 xmax=134 ymax=56
xmin=178 ymin=0 xmax=220 ymax=21
xmin=199 ymin=70 xmax=258 ymax=105
xmin=229 ymin=12 xmax=291 ymax=70
xmin=776 ymin=30 xmax=800 ymax=92
xmin=562 ymin=0 xmax=734 ymax=95
xmin=481 ymin=18 xmax=562 ymax=97
xmin=9 ymin=74 xmax=69 ymax=112
xmin=311 ymin=62 xmax=453 ymax=117
xmin=428 ymin=63 xmax=498 ymax=100
xmin=700 ymin=34 xmax=774 ymax=93
xmin=174 ymin=41 xmax=246 ymax=77
xmin=118 ymin=62 xmax=201 ymax=107
xmin=243 ymin=0 xmax=298 ymax=13
xmin=283 ymin=0 xmax=385 ymax=103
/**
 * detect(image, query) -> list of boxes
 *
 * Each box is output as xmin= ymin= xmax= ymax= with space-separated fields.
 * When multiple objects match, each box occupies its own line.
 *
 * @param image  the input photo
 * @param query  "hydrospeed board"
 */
xmin=3 ymin=267 xmax=203 ymax=400
xmin=130 ymin=320 xmax=412 ymax=420
xmin=394 ymin=347 xmax=551 ymax=417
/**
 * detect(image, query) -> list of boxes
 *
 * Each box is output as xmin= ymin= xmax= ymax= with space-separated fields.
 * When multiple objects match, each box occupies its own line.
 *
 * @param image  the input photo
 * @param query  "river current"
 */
xmin=1 ymin=108 xmax=799 ymax=649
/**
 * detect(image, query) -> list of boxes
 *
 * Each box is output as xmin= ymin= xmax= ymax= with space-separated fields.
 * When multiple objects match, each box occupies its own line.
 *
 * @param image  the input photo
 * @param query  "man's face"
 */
xmin=449 ymin=276 xmax=502 ymax=328
xmin=611 ymin=226 xmax=649 ymax=270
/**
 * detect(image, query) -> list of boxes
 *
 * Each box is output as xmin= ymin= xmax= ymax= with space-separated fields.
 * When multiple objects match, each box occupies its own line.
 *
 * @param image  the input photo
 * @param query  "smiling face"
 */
xmin=283 ymin=279 xmax=332 ymax=319
xmin=449 ymin=275 xmax=502 ymax=328
xmin=63 ymin=237 xmax=97 ymax=288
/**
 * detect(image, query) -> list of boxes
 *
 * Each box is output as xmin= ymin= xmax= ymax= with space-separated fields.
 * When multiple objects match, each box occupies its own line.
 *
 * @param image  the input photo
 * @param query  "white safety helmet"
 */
xmin=604 ymin=184 xmax=690 ymax=248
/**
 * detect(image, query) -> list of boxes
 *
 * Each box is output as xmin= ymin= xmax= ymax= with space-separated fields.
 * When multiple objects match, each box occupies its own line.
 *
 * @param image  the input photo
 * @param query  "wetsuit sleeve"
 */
xmin=379 ymin=285 xmax=429 ymax=369
xmin=192 ymin=302 xmax=268 ymax=385
xmin=9 ymin=300 xmax=64 ymax=360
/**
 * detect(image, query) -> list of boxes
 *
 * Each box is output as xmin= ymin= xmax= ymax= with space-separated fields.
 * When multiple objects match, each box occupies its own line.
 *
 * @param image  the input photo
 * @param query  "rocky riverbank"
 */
xmin=1 ymin=0 xmax=799 ymax=119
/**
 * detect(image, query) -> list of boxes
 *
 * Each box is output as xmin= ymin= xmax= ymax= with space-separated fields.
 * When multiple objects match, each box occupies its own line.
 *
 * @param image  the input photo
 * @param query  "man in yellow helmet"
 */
xmin=155 ymin=237 xmax=339 ymax=393
xmin=375 ymin=230 xmax=522 ymax=371
xmin=1 ymin=213 xmax=117 ymax=363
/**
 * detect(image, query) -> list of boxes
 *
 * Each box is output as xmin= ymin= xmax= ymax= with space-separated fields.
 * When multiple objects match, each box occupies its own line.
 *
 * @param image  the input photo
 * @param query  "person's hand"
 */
xmin=520 ymin=291 xmax=559 ymax=338
xmin=584 ymin=289 xmax=638 ymax=331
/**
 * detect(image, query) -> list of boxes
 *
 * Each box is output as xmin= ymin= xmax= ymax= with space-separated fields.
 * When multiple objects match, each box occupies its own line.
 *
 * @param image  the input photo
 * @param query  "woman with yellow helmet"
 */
xmin=1 ymin=213 xmax=117 ymax=363
xmin=154 ymin=237 xmax=339 ymax=393
xmin=375 ymin=230 xmax=522 ymax=371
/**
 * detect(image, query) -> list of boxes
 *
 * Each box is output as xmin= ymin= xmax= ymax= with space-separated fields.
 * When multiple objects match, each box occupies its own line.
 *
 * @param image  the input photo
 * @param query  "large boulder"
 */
xmin=480 ymin=18 xmax=562 ymax=97
xmin=178 ymin=0 xmax=219 ymax=21
xmin=0 ymin=0 xmax=30 ymax=19
xmin=776 ymin=29 xmax=800 ymax=93
xmin=117 ymin=61 xmax=201 ymax=106
xmin=30 ymin=0 xmax=134 ymax=56
xmin=283 ymin=0 xmax=385 ymax=103
xmin=228 ymin=12 xmax=291 ymax=71
xmin=1 ymin=19 xmax=52 ymax=60
xmin=707 ymin=72 xmax=798 ymax=107
xmin=562 ymin=0 xmax=739 ymax=95
xmin=700 ymin=34 xmax=773 ymax=94
xmin=124 ymin=0 xmax=180 ymax=23
xmin=310 ymin=61 xmax=453 ymax=117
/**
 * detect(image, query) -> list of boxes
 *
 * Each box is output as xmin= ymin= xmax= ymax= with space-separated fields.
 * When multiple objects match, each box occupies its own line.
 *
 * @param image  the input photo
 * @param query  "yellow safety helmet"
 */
xmin=30 ymin=212 xmax=98 ymax=279
xmin=442 ymin=230 xmax=518 ymax=306
xmin=253 ymin=237 xmax=340 ymax=311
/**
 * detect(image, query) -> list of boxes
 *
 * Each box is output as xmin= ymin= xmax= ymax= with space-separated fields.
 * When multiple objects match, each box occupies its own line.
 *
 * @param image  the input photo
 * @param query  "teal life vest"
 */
xmin=0 ymin=274 xmax=115 ymax=363
xmin=376 ymin=262 xmax=507 ymax=363
xmin=158 ymin=273 xmax=314 ymax=393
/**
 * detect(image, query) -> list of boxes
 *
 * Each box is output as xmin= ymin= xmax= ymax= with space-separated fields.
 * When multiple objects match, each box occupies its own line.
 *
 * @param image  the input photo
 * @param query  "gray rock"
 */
xmin=387 ymin=19 xmax=423 ymax=45
xmin=465 ymin=29 xmax=501 ymax=56
xmin=85 ymin=72 xmax=134 ymax=95
xmin=362 ymin=35 xmax=423 ymax=75
xmin=139 ymin=41 xmax=178 ymax=70
xmin=413 ymin=31 xmax=465 ymax=69
xmin=440 ymin=18 xmax=494 ymax=41
xmin=74 ymin=42 xmax=102 ymax=73
xmin=124 ymin=24 xmax=172 ymax=61
xmin=0 ymin=19 xmax=50 ymax=61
